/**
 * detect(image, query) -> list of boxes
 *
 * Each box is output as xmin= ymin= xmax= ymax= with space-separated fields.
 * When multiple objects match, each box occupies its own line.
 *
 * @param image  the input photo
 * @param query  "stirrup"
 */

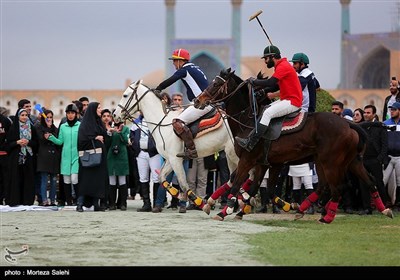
xmin=176 ymin=148 xmax=198 ymax=159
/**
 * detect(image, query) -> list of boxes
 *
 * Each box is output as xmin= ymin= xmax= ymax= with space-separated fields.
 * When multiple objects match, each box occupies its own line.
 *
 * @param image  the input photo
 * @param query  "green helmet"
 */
xmin=290 ymin=52 xmax=310 ymax=64
xmin=262 ymin=45 xmax=281 ymax=58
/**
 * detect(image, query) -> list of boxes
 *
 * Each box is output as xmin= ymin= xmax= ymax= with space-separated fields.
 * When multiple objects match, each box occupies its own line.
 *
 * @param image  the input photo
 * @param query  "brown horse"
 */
xmin=194 ymin=68 xmax=393 ymax=223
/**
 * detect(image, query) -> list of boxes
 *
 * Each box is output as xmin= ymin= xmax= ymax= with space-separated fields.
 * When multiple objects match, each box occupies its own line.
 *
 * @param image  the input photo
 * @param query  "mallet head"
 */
xmin=249 ymin=10 xmax=263 ymax=21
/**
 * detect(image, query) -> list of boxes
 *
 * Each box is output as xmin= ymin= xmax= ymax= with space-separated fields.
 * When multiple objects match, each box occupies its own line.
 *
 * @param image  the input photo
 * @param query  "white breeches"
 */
xmin=136 ymin=151 xmax=162 ymax=183
xmin=63 ymin=174 xmax=78 ymax=185
xmin=260 ymin=99 xmax=300 ymax=126
xmin=177 ymin=103 xmax=214 ymax=124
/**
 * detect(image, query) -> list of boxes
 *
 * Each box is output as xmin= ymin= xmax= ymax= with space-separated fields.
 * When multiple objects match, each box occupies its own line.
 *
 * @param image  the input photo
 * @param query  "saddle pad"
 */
xmin=281 ymin=112 xmax=307 ymax=134
xmin=195 ymin=111 xmax=223 ymax=138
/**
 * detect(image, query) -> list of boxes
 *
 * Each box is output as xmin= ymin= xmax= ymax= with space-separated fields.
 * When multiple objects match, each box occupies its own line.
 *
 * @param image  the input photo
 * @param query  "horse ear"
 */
xmin=256 ymin=71 xmax=264 ymax=79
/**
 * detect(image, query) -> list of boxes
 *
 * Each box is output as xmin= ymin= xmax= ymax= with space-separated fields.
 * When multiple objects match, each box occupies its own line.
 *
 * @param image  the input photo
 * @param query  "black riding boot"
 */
xmin=137 ymin=182 xmax=152 ymax=212
xmin=293 ymin=189 xmax=302 ymax=205
xmin=153 ymin=182 xmax=160 ymax=207
xmin=235 ymin=122 xmax=268 ymax=152
xmin=64 ymin=183 xmax=73 ymax=206
xmin=173 ymin=120 xmax=198 ymax=159
xmin=256 ymin=187 xmax=268 ymax=213
xmin=118 ymin=184 xmax=128 ymax=211
xmin=109 ymin=185 xmax=117 ymax=210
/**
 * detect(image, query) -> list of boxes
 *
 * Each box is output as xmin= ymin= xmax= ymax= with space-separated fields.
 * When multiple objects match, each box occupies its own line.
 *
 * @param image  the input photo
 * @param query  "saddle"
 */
xmin=259 ymin=110 xmax=307 ymax=166
xmin=262 ymin=110 xmax=307 ymax=141
xmin=187 ymin=108 xmax=223 ymax=138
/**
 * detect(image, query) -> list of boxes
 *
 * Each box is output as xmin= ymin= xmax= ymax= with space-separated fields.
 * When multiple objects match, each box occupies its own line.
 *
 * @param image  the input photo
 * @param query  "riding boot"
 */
xmin=256 ymin=187 xmax=268 ymax=213
xmin=152 ymin=182 xmax=160 ymax=207
xmin=137 ymin=182 xmax=152 ymax=212
xmin=235 ymin=122 xmax=268 ymax=152
xmin=293 ymin=189 xmax=302 ymax=205
xmin=173 ymin=119 xmax=198 ymax=159
xmin=72 ymin=184 xmax=79 ymax=206
xmin=64 ymin=183 xmax=73 ymax=206
xmin=109 ymin=185 xmax=117 ymax=210
xmin=118 ymin=184 xmax=128 ymax=211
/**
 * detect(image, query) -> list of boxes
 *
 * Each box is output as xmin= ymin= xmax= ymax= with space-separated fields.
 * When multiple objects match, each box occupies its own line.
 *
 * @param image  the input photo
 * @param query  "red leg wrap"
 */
xmin=241 ymin=179 xmax=253 ymax=192
xmin=299 ymin=192 xmax=319 ymax=212
xmin=220 ymin=206 xmax=228 ymax=217
xmin=210 ymin=182 xmax=231 ymax=200
xmin=321 ymin=201 xmax=338 ymax=224
xmin=371 ymin=191 xmax=385 ymax=212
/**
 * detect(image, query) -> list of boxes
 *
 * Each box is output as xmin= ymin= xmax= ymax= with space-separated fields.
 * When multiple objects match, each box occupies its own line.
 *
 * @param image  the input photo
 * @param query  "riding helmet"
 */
xmin=169 ymin=48 xmax=190 ymax=61
xmin=290 ymin=53 xmax=310 ymax=64
xmin=65 ymin=103 xmax=79 ymax=113
xmin=262 ymin=45 xmax=280 ymax=58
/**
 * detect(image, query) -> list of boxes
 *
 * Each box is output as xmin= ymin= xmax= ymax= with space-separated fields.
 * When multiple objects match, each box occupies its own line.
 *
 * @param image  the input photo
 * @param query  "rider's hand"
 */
xmin=150 ymin=88 xmax=161 ymax=94
xmin=246 ymin=77 xmax=256 ymax=86
xmin=255 ymin=89 xmax=265 ymax=99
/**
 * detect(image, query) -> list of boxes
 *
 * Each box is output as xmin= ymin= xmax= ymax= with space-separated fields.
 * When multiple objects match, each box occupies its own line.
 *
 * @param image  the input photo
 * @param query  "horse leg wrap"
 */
xmin=210 ymin=182 xmax=231 ymax=200
xmin=187 ymin=190 xmax=205 ymax=209
xmin=319 ymin=201 xmax=338 ymax=224
xmin=162 ymin=181 xmax=179 ymax=197
xmin=371 ymin=191 xmax=385 ymax=212
xmin=299 ymin=192 xmax=319 ymax=212
xmin=241 ymin=178 xmax=253 ymax=192
xmin=273 ymin=196 xmax=291 ymax=212
xmin=242 ymin=203 xmax=252 ymax=214
xmin=226 ymin=195 xmax=237 ymax=215
xmin=239 ymin=188 xmax=250 ymax=202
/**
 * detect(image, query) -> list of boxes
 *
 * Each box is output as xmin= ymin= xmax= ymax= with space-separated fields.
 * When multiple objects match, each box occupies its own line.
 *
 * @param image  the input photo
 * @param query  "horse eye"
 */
xmin=123 ymin=94 xmax=128 ymax=98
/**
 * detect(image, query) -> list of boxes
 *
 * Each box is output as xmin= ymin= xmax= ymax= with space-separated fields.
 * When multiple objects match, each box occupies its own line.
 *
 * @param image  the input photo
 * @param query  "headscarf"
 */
xmin=78 ymin=102 xmax=106 ymax=150
xmin=18 ymin=108 xmax=32 ymax=156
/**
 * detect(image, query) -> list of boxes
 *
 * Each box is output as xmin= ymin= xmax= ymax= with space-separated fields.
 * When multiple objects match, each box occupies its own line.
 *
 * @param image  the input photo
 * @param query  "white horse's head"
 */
xmin=113 ymin=80 xmax=143 ymax=123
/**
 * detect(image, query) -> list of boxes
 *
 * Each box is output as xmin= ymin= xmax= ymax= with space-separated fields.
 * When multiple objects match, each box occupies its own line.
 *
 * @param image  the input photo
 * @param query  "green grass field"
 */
xmin=247 ymin=213 xmax=400 ymax=266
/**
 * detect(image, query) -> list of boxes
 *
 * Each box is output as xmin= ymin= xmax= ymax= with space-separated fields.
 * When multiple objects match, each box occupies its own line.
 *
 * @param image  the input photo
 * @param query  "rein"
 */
xmin=117 ymin=84 xmax=177 ymax=150
xmin=205 ymin=76 xmax=259 ymax=131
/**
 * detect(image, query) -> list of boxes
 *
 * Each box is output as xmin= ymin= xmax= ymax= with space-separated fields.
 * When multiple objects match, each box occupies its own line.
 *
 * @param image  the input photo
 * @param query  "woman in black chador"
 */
xmin=77 ymin=102 xmax=107 ymax=212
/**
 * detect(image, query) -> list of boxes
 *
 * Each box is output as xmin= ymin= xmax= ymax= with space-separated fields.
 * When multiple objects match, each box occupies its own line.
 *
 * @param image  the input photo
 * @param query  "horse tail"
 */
xmin=349 ymin=122 xmax=369 ymax=157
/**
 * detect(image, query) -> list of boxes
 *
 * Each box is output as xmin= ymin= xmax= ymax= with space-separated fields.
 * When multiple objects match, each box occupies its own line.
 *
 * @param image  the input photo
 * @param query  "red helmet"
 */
xmin=169 ymin=48 xmax=190 ymax=61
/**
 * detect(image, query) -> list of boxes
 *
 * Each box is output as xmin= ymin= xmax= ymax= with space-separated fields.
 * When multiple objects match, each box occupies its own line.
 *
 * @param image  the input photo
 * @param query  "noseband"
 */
xmin=117 ymin=85 xmax=152 ymax=122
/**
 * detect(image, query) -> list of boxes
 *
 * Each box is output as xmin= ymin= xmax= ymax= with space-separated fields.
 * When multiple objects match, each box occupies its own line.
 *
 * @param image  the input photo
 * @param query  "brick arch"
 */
xmin=354 ymin=46 xmax=390 ymax=89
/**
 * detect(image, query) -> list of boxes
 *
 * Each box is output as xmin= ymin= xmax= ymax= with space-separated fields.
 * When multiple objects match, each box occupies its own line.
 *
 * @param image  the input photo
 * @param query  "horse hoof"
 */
xmin=234 ymin=214 xmax=243 ymax=220
xmin=249 ymin=197 xmax=257 ymax=206
xmin=294 ymin=212 xmax=304 ymax=220
xmin=207 ymin=197 xmax=216 ymax=206
xmin=382 ymin=208 xmax=394 ymax=219
xmin=212 ymin=215 xmax=224 ymax=221
xmin=202 ymin=204 xmax=211 ymax=215
xmin=318 ymin=218 xmax=329 ymax=224
xmin=290 ymin=203 xmax=299 ymax=211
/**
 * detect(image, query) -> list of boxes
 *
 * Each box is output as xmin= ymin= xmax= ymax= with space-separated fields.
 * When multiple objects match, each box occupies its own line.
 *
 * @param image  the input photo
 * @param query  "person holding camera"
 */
xmin=104 ymin=112 xmax=130 ymax=211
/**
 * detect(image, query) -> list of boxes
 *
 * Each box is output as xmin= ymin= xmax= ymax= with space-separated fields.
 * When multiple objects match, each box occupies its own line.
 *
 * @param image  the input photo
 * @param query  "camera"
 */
xmin=112 ymin=145 xmax=119 ymax=155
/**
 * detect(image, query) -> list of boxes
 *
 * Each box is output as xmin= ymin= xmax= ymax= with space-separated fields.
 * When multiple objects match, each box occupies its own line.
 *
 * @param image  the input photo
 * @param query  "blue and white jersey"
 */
xmin=157 ymin=62 xmax=208 ymax=101
xmin=298 ymin=68 xmax=317 ymax=113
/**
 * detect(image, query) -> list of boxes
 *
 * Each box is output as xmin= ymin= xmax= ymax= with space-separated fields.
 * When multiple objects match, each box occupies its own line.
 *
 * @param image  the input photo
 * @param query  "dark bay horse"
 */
xmin=194 ymin=68 xmax=393 ymax=223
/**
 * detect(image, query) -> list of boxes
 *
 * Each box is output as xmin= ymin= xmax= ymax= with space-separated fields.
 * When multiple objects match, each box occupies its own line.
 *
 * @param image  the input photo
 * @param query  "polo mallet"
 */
xmin=34 ymin=103 xmax=47 ymax=121
xmin=249 ymin=10 xmax=273 ymax=45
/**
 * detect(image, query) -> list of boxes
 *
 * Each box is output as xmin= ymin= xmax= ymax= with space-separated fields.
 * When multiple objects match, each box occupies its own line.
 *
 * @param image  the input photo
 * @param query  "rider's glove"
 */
xmin=255 ymin=89 xmax=265 ymax=99
xmin=246 ymin=77 xmax=256 ymax=86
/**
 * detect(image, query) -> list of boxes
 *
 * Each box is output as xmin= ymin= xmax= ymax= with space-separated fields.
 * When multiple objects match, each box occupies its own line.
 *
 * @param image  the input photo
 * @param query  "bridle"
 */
xmin=198 ymin=74 xmax=261 ymax=130
xmin=116 ymin=84 xmax=151 ymax=123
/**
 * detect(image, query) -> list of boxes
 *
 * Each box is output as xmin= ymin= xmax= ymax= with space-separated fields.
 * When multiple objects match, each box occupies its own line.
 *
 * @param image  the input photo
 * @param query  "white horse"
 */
xmin=113 ymin=80 xmax=239 ymax=212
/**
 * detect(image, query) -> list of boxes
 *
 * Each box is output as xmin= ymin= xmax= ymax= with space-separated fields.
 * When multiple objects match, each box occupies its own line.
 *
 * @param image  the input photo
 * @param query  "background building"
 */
xmin=1 ymin=0 xmax=399 ymax=121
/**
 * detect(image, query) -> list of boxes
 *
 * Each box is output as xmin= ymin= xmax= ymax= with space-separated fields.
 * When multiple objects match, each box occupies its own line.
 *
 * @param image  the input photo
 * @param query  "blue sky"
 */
xmin=1 ymin=0 xmax=398 ymax=91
